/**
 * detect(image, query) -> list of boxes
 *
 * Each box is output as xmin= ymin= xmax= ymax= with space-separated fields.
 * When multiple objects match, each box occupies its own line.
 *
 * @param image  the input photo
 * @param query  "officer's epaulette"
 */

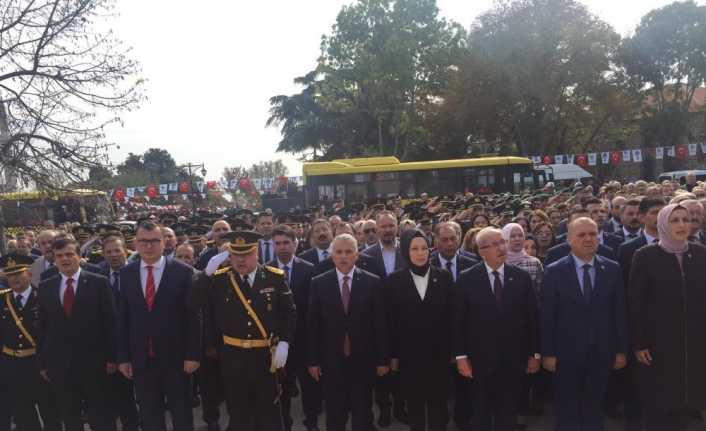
xmin=214 ymin=267 xmax=231 ymax=276
xmin=265 ymin=265 xmax=284 ymax=276
xmin=0 ymin=288 xmax=10 ymax=295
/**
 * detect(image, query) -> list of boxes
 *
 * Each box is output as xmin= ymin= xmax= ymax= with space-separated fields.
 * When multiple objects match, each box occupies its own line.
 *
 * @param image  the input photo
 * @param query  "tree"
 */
xmin=0 ymin=0 xmax=143 ymax=189
xmin=617 ymin=0 xmax=706 ymax=169
xmin=268 ymin=0 xmax=466 ymax=161
xmin=248 ymin=160 xmax=289 ymax=179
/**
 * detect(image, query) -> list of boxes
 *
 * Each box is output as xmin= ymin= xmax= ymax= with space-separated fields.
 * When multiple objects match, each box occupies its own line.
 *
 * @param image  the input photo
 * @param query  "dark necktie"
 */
xmin=582 ymin=264 xmax=593 ymax=304
xmin=14 ymin=294 xmax=23 ymax=311
xmin=341 ymin=275 xmax=351 ymax=356
xmin=627 ymin=233 xmax=638 ymax=239
xmin=264 ymin=241 xmax=271 ymax=263
xmin=322 ymin=249 xmax=329 ymax=261
xmin=446 ymin=260 xmax=454 ymax=281
xmin=492 ymin=270 xmax=503 ymax=309
xmin=237 ymin=273 xmax=251 ymax=290
xmin=63 ymin=278 xmax=75 ymax=316
xmin=283 ymin=265 xmax=290 ymax=286
xmin=111 ymin=271 xmax=120 ymax=297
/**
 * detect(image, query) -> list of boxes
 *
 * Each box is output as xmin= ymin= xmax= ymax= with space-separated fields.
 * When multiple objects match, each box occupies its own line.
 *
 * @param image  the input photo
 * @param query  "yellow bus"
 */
xmin=302 ymin=156 xmax=543 ymax=205
xmin=0 ymin=189 xmax=114 ymax=227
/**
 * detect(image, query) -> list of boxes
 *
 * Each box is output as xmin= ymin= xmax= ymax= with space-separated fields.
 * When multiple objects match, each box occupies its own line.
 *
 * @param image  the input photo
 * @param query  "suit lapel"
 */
xmin=564 ymin=257 xmax=586 ymax=302
xmin=153 ymin=259 xmax=171 ymax=307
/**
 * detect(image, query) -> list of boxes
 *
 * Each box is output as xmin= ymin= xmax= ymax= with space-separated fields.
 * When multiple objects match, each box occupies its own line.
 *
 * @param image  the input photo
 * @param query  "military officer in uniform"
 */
xmin=0 ymin=254 xmax=60 ymax=431
xmin=205 ymin=230 xmax=297 ymax=431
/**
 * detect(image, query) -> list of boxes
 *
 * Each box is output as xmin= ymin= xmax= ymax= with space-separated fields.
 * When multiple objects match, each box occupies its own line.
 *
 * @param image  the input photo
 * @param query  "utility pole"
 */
xmin=179 ymin=163 xmax=206 ymax=218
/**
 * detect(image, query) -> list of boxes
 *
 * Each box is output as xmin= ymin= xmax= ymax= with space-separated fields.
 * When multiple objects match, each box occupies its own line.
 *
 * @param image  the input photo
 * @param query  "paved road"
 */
xmin=190 ymin=399 xmax=706 ymax=431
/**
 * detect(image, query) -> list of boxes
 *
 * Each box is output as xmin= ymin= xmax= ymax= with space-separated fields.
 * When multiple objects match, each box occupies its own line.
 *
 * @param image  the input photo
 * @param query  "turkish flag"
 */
xmin=178 ymin=181 xmax=189 ymax=193
xmin=239 ymin=178 xmax=251 ymax=190
xmin=543 ymin=155 xmax=553 ymax=165
xmin=676 ymin=145 xmax=687 ymax=159
xmin=146 ymin=185 xmax=157 ymax=198
xmin=611 ymin=151 xmax=621 ymax=165
xmin=576 ymin=154 xmax=587 ymax=167
xmin=113 ymin=189 xmax=125 ymax=201
xmin=207 ymin=181 xmax=217 ymax=190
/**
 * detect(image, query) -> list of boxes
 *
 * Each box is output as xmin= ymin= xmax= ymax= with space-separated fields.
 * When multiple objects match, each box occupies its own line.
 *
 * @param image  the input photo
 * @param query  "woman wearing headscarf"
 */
xmin=388 ymin=229 xmax=454 ymax=431
xmin=502 ymin=223 xmax=545 ymax=429
xmin=629 ymin=204 xmax=706 ymax=430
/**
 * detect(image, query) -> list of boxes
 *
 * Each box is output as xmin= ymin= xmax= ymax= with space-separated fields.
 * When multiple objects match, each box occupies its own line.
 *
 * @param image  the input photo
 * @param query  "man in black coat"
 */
xmin=616 ymin=197 xmax=664 ymax=289
xmin=545 ymin=241 xmax=616 ymax=266
xmin=307 ymin=233 xmax=390 ymax=431
xmin=195 ymin=219 xmax=231 ymax=271
xmin=454 ymin=227 xmax=539 ymax=431
xmin=269 ymin=225 xmax=321 ymax=431
xmin=117 ymin=221 xmax=201 ymax=431
xmin=40 ymin=259 xmax=102 ymax=282
xmin=38 ymin=236 xmax=118 ymax=431
xmin=584 ymin=198 xmax=624 ymax=252
xmin=298 ymin=218 xmax=333 ymax=265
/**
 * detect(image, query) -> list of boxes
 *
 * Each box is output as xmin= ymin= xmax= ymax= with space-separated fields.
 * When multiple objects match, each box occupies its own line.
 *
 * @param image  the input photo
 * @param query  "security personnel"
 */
xmin=205 ymin=230 xmax=296 ymax=431
xmin=0 ymin=255 xmax=60 ymax=431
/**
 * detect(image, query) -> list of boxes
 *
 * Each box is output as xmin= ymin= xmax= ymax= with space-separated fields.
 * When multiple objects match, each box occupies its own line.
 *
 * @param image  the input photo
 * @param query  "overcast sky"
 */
xmin=104 ymin=0 xmax=695 ymax=180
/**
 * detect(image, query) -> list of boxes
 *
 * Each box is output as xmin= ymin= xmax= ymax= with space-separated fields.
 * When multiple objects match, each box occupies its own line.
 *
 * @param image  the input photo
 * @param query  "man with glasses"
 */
xmin=454 ymin=227 xmax=539 ymax=431
xmin=362 ymin=220 xmax=378 ymax=249
xmin=117 ymin=221 xmax=201 ymax=431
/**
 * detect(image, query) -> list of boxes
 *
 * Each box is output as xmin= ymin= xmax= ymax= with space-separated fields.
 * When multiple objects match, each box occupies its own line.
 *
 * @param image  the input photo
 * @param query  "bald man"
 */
xmin=195 ymin=220 xmax=231 ymax=271
xmin=542 ymin=217 xmax=627 ymax=431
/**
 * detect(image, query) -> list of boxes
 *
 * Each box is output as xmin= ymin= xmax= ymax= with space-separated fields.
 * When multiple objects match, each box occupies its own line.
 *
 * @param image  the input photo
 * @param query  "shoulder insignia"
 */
xmin=0 ymin=288 xmax=10 ymax=295
xmin=214 ymin=267 xmax=231 ymax=276
xmin=265 ymin=265 xmax=284 ymax=276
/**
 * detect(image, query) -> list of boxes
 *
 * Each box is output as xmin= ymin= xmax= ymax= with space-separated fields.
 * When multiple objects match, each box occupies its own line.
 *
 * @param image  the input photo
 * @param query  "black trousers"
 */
xmin=553 ymin=347 xmax=612 ymax=431
xmin=133 ymin=361 xmax=194 ymax=431
xmin=472 ymin=367 xmax=523 ymax=431
xmin=642 ymin=405 xmax=691 ymax=431
xmin=109 ymin=371 xmax=139 ymax=431
xmin=324 ymin=356 xmax=375 ymax=431
xmin=281 ymin=360 xmax=322 ymax=430
xmin=450 ymin=364 xmax=472 ymax=429
xmin=222 ymin=348 xmax=280 ymax=431
xmin=52 ymin=364 xmax=116 ymax=431
xmin=0 ymin=356 xmax=59 ymax=431
xmin=199 ymin=356 xmax=224 ymax=426
xmin=400 ymin=364 xmax=448 ymax=431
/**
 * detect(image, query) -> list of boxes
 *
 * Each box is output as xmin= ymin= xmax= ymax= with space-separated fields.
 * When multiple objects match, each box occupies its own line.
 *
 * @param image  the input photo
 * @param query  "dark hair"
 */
xmin=272 ymin=224 xmax=296 ymax=241
xmin=102 ymin=235 xmax=126 ymax=249
xmin=256 ymin=211 xmax=273 ymax=222
xmin=639 ymin=197 xmax=666 ymax=214
xmin=137 ymin=220 xmax=160 ymax=234
xmin=52 ymin=236 xmax=78 ymax=252
xmin=582 ymin=197 xmax=603 ymax=208
xmin=622 ymin=199 xmax=641 ymax=212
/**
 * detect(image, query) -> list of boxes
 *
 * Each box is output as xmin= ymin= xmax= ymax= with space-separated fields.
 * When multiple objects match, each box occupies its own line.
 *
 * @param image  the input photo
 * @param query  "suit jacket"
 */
xmin=616 ymin=234 xmax=649 ymax=288
xmin=117 ymin=258 xmax=201 ymax=372
xmin=313 ymin=252 xmax=385 ymax=279
xmin=38 ymin=271 xmax=117 ymax=383
xmin=364 ymin=242 xmax=405 ymax=276
xmin=430 ymin=253 xmax=479 ymax=281
xmin=541 ymin=255 xmax=627 ymax=365
xmin=267 ymin=256 xmax=315 ymax=365
xmin=602 ymin=232 xmax=624 ymax=254
xmin=29 ymin=255 xmax=52 ymax=287
xmin=297 ymin=246 xmax=326 ymax=266
xmin=544 ymin=242 xmax=616 ymax=266
xmin=40 ymin=261 xmax=102 ymax=282
xmin=387 ymin=265 xmax=453 ymax=371
xmin=453 ymin=263 xmax=538 ymax=376
xmin=307 ymin=267 xmax=389 ymax=373
xmin=195 ymin=246 xmax=219 ymax=271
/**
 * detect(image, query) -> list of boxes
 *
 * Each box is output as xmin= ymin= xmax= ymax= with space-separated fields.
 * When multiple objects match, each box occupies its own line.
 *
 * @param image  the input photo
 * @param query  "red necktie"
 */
xmin=63 ymin=278 xmax=75 ymax=316
xmin=145 ymin=266 xmax=156 ymax=357
xmin=342 ymin=275 xmax=351 ymax=356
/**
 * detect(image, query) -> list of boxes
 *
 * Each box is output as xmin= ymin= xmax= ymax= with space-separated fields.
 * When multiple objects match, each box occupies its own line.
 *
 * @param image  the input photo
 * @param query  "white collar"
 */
xmin=484 ymin=262 xmax=504 ymax=278
xmin=438 ymin=253 xmax=456 ymax=265
xmin=13 ymin=285 xmax=31 ymax=301
xmin=278 ymin=258 xmax=294 ymax=268
xmin=60 ymin=267 xmax=81 ymax=284
xmin=336 ymin=266 xmax=356 ymax=281
xmin=141 ymin=256 xmax=165 ymax=270
xmin=644 ymin=231 xmax=657 ymax=244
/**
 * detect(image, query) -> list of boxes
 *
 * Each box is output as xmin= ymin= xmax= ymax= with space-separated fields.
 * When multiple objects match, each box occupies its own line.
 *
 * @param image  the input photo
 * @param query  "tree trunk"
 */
xmin=0 ymin=101 xmax=9 ymax=254
xmin=378 ymin=117 xmax=384 ymax=156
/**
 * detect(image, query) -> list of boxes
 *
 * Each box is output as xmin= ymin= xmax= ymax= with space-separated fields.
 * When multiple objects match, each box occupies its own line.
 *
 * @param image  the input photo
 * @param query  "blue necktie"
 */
xmin=582 ymin=264 xmax=592 ymax=304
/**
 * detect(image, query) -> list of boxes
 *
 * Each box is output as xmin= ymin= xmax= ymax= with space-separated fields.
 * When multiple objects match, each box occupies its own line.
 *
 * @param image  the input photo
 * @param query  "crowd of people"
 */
xmin=1 ymin=175 xmax=706 ymax=431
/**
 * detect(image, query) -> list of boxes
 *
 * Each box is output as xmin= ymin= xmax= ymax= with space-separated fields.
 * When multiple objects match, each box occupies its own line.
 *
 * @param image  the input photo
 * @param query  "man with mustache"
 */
xmin=616 ymin=199 xmax=642 ymax=242
xmin=195 ymin=220 xmax=231 ymax=271
xmin=298 ymin=219 xmax=334 ymax=265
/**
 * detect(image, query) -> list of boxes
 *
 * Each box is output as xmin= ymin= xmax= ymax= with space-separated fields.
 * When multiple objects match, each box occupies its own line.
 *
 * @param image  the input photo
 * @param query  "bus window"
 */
xmin=514 ymin=173 xmax=522 ymax=193
xmin=347 ymin=184 xmax=367 ymax=202
xmin=318 ymin=185 xmax=335 ymax=201
xmin=374 ymin=181 xmax=400 ymax=198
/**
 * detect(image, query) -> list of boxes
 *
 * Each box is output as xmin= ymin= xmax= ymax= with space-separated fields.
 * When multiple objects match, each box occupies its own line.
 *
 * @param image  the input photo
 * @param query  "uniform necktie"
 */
xmin=145 ymin=266 xmax=156 ymax=358
xmin=492 ymin=270 xmax=503 ymax=309
xmin=341 ymin=275 xmax=351 ymax=356
xmin=446 ymin=260 xmax=454 ymax=281
xmin=582 ymin=264 xmax=593 ymax=304
xmin=63 ymin=277 xmax=75 ymax=316
xmin=14 ymin=294 xmax=23 ymax=311
xmin=283 ymin=265 xmax=290 ymax=286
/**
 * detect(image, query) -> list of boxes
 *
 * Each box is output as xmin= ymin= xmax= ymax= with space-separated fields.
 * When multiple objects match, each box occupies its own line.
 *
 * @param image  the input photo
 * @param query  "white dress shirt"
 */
xmin=140 ymin=256 xmax=165 ymax=295
xmin=238 ymin=268 xmax=258 ymax=286
xmin=278 ymin=258 xmax=294 ymax=286
xmin=59 ymin=268 xmax=82 ymax=305
xmin=13 ymin=286 xmax=31 ymax=308
xmin=410 ymin=268 xmax=430 ymax=300
xmin=484 ymin=263 xmax=505 ymax=292
xmin=381 ymin=244 xmax=397 ymax=275
xmin=622 ymin=227 xmax=641 ymax=239
xmin=317 ymin=246 xmax=332 ymax=262
xmin=336 ymin=266 xmax=356 ymax=294
xmin=644 ymin=231 xmax=657 ymax=244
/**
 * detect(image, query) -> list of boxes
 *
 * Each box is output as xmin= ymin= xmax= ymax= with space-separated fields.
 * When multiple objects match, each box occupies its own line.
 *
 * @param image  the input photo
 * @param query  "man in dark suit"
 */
xmin=585 ymin=198 xmax=624 ymax=252
xmin=682 ymin=199 xmax=705 ymax=245
xmin=308 ymin=233 xmax=390 ymax=431
xmin=298 ymin=219 xmax=333 ymax=265
xmin=541 ymin=217 xmax=628 ymax=431
xmin=612 ymin=199 xmax=642 ymax=243
xmin=40 ymin=257 xmax=102 ymax=282
xmin=269 ymin=224 xmax=321 ymax=431
xmin=545 ymin=240 xmax=616 ymax=266
xmin=362 ymin=211 xmax=406 ymax=425
xmin=454 ymin=227 xmax=539 ymax=431
xmin=195 ymin=219 xmax=231 ymax=271
xmin=612 ymin=197 xmax=664 ymax=431
xmin=37 ymin=236 xmax=117 ymax=431
xmin=117 ymin=221 xmax=201 ymax=431
xmin=256 ymin=211 xmax=275 ymax=264
xmin=100 ymin=235 xmax=139 ymax=431
xmin=313 ymin=251 xmax=385 ymax=279
xmin=603 ymin=196 xmax=626 ymax=234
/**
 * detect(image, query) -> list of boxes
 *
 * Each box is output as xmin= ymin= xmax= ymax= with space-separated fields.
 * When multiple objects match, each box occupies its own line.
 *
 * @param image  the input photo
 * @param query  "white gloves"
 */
xmin=274 ymin=341 xmax=289 ymax=369
xmin=205 ymin=250 xmax=229 ymax=276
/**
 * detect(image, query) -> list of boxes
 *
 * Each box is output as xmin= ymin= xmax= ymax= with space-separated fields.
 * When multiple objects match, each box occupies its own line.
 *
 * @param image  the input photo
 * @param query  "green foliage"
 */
xmin=222 ymin=160 xmax=289 ymax=182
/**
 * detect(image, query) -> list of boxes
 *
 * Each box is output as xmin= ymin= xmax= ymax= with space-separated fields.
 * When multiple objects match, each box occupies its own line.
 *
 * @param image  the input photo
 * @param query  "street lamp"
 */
xmin=179 ymin=162 xmax=206 ymax=218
